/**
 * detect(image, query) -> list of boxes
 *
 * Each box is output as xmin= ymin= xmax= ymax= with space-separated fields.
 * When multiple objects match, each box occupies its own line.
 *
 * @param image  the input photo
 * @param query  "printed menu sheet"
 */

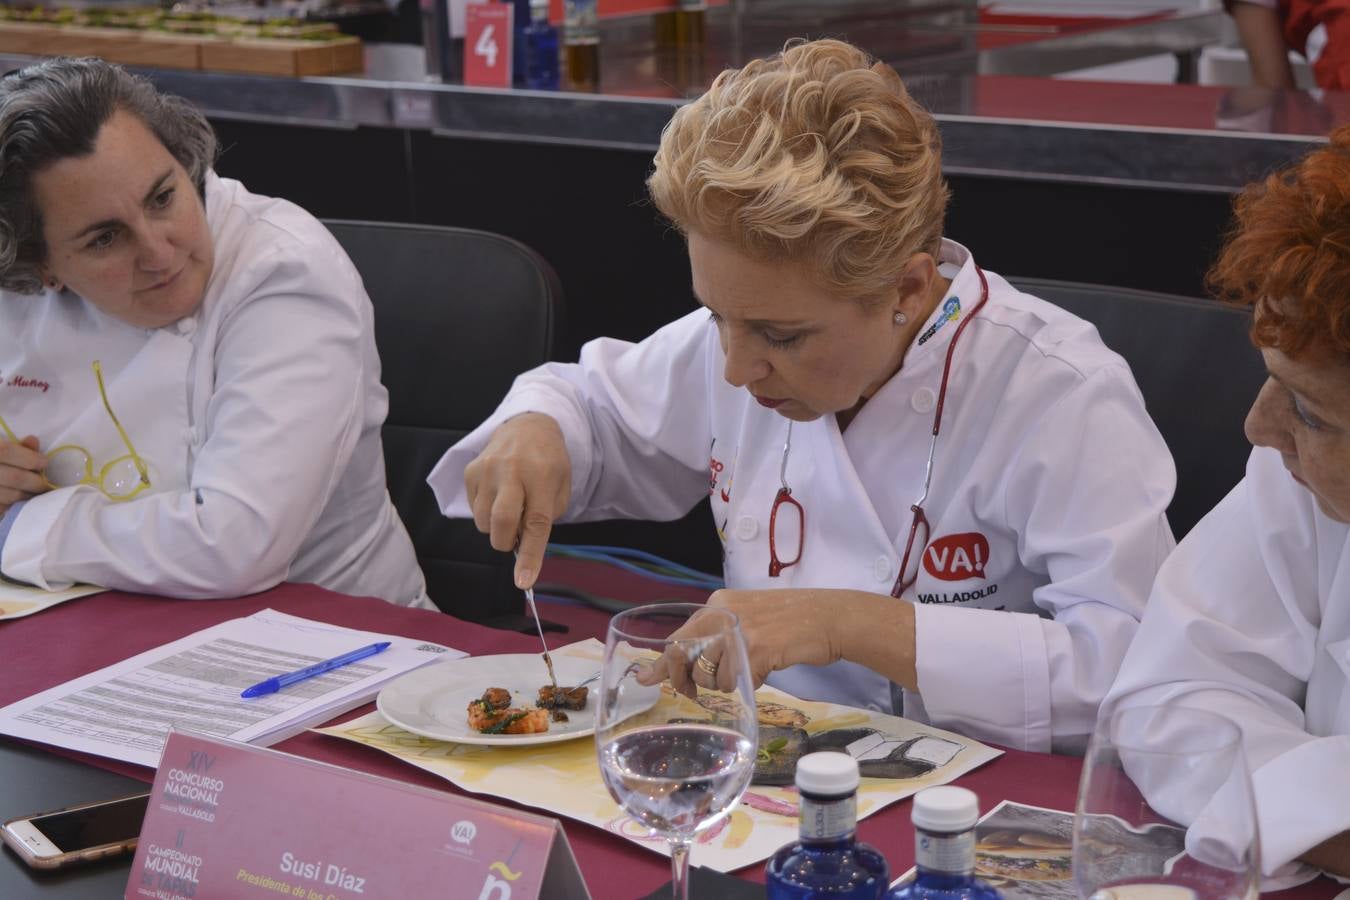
xmin=0 ymin=609 xmax=461 ymax=767
xmin=316 ymin=639 xmax=1002 ymax=874
xmin=0 ymin=580 xmax=105 ymax=620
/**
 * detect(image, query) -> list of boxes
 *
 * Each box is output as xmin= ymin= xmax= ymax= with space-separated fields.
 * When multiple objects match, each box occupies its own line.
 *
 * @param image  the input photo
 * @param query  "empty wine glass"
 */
xmin=1074 ymin=705 xmax=1260 ymax=900
xmin=596 ymin=602 xmax=758 ymax=900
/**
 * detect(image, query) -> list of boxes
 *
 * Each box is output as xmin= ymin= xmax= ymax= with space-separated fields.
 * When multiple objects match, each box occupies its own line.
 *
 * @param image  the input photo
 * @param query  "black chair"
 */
xmin=324 ymin=220 xmax=564 ymax=622
xmin=1010 ymin=277 xmax=1267 ymax=539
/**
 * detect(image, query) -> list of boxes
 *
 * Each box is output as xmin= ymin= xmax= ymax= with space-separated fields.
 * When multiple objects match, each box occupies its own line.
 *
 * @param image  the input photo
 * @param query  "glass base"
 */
xmin=641 ymin=866 xmax=764 ymax=899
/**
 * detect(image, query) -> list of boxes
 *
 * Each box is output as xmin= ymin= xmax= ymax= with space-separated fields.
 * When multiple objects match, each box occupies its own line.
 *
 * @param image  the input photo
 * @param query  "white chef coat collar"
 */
xmin=203 ymin=169 xmax=228 ymax=225
xmin=905 ymin=238 xmax=982 ymax=362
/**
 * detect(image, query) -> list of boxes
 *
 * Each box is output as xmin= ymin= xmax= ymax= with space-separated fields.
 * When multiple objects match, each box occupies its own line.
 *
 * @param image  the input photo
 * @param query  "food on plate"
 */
xmin=536 ymin=683 xmax=588 ymax=722
xmin=466 ymin=688 xmax=550 ymax=735
xmin=481 ymin=687 xmax=512 ymax=710
xmin=538 ymin=685 xmax=589 ymax=710
xmin=463 ymin=680 xmax=591 ymax=734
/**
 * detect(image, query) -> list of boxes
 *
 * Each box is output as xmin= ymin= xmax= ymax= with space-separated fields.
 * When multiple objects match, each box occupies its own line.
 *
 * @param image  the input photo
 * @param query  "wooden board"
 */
xmin=0 ymin=22 xmax=71 ymax=56
xmin=118 ymin=31 xmax=210 ymax=71
xmin=0 ymin=22 xmax=361 ymax=76
xmin=200 ymin=36 xmax=363 ymax=76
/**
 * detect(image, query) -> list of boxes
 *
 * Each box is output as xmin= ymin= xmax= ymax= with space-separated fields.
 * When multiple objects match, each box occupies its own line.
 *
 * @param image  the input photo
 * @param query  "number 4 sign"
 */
xmin=465 ymin=3 xmax=514 ymax=87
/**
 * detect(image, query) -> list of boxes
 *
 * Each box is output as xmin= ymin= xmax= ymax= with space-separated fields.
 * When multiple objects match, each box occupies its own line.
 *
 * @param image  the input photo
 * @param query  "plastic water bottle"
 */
xmin=524 ymin=0 xmax=559 ymax=90
xmin=886 ymin=786 xmax=1001 ymax=900
xmin=766 ymin=752 xmax=889 ymax=898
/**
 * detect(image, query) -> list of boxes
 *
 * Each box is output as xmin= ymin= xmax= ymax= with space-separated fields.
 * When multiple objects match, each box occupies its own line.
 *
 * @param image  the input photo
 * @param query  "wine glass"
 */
xmin=596 ymin=602 xmax=758 ymax=900
xmin=1074 ymin=705 xmax=1260 ymax=900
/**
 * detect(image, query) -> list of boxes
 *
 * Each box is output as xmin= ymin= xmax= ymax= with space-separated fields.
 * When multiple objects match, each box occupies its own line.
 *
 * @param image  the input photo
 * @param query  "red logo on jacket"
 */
xmin=923 ymin=532 xmax=989 ymax=581
xmin=708 ymin=456 xmax=725 ymax=495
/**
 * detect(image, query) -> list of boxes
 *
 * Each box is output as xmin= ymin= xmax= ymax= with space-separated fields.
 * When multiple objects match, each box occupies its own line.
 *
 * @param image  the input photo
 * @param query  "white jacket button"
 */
xmin=175 ymin=316 xmax=197 ymax=336
xmin=911 ymin=387 xmax=936 ymax=414
xmin=874 ymin=556 xmax=893 ymax=582
xmin=736 ymin=516 xmax=758 ymax=541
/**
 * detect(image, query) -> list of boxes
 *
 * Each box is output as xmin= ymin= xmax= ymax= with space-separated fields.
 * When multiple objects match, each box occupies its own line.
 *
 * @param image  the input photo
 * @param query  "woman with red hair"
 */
xmin=1104 ymin=127 xmax=1350 ymax=885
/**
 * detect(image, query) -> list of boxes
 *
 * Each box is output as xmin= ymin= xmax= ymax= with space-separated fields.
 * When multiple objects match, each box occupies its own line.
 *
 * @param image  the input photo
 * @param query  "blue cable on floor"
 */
xmin=545 ymin=543 xmax=724 ymax=591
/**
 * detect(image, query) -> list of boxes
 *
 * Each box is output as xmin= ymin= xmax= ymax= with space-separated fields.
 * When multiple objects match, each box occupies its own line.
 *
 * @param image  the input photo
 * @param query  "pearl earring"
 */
xmin=893 ymin=311 xmax=908 ymax=326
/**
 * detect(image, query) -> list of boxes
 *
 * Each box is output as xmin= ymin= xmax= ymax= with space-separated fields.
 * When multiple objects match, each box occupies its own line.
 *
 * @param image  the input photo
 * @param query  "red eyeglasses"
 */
xmin=767 ymin=423 xmax=802 ymax=577
xmin=891 ymin=266 xmax=989 ymax=598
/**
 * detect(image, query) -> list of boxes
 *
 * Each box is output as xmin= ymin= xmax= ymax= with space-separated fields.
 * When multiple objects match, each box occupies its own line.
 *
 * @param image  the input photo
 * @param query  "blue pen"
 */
xmin=239 ymin=642 xmax=392 ymax=698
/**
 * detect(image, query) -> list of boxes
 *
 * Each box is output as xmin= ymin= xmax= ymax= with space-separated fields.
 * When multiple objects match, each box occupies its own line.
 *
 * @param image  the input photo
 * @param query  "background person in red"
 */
xmin=1228 ymin=0 xmax=1350 ymax=90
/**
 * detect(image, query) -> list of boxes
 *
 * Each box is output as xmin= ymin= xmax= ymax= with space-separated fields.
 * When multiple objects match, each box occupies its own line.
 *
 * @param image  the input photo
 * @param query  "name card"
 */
xmin=125 ymin=731 xmax=589 ymax=900
xmin=464 ymin=3 xmax=513 ymax=88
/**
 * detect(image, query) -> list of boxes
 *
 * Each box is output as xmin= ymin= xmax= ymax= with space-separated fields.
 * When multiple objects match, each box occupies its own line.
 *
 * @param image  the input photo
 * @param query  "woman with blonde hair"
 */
xmin=1104 ymin=128 xmax=1350 ymax=882
xmin=431 ymin=39 xmax=1175 ymax=752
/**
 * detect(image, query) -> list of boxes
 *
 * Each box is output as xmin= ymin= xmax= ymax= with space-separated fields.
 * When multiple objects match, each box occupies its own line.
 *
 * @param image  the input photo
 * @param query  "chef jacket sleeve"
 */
xmin=429 ymin=309 xmax=717 ymax=524
xmin=1103 ymin=448 xmax=1350 ymax=885
xmin=0 ymin=239 xmax=374 ymax=598
xmin=913 ymin=364 xmax=1176 ymax=754
xmin=0 ymin=500 xmax=25 ymax=575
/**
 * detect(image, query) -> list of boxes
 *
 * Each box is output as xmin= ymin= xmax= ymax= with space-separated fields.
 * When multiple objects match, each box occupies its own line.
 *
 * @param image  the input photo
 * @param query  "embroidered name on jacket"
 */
xmin=2 ymin=372 xmax=50 ymax=393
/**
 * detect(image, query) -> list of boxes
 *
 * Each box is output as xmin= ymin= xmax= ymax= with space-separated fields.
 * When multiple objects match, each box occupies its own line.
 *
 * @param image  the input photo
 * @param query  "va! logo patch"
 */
xmin=923 ymin=532 xmax=989 ymax=581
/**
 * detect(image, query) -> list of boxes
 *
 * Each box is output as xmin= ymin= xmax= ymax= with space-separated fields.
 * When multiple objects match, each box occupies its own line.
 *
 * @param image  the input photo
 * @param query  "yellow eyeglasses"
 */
xmin=0 ymin=361 xmax=152 ymax=502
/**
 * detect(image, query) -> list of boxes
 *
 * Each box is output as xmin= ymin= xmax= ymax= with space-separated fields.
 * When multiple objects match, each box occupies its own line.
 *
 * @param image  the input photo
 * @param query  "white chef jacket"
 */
xmin=1104 ymin=445 xmax=1350 ymax=886
xmin=0 ymin=173 xmax=430 ymax=609
xmin=429 ymin=239 xmax=1176 ymax=752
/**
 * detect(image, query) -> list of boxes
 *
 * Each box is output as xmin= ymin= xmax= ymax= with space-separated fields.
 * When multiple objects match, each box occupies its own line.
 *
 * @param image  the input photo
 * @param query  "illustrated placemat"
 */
xmin=316 ymin=639 xmax=1002 ymax=873
xmin=0 ymin=580 xmax=104 ymax=621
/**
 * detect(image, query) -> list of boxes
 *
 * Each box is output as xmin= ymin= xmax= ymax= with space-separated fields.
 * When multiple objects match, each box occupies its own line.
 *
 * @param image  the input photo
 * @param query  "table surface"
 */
xmin=0 ymin=559 xmax=1340 ymax=899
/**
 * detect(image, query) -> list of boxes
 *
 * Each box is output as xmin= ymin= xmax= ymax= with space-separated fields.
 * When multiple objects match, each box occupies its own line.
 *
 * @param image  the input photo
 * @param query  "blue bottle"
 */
xmin=523 ymin=0 xmax=559 ymax=90
xmin=886 ymin=787 xmax=1002 ymax=900
xmin=766 ymin=752 xmax=889 ymax=898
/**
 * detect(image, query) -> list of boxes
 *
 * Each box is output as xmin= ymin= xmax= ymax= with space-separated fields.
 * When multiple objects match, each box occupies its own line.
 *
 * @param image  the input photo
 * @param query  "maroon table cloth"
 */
xmin=0 ymin=560 xmax=1338 ymax=900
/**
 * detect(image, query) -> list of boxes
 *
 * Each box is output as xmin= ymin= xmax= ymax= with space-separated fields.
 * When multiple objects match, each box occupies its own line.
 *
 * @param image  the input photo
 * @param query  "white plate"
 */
xmin=377 ymin=653 xmax=601 ymax=746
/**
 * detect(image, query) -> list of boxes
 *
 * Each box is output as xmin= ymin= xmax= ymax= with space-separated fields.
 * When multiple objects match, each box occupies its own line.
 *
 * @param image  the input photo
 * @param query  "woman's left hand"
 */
xmin=639 ymin=588 xmax=918 ymax=697
xmin=699 ymin=589 xmax=845 ymax=689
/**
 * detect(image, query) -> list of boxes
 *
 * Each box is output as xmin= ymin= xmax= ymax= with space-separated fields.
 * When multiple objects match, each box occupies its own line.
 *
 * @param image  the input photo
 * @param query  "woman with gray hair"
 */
xmin=0 ymin=57 xmax=429 ymax=607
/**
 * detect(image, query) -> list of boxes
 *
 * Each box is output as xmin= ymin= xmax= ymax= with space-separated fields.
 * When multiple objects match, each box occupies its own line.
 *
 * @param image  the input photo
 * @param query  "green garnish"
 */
xmin=482 ymin=711 xmax=528 ymax=735
xmin=756 ymin=736 xmax=788 ymax=764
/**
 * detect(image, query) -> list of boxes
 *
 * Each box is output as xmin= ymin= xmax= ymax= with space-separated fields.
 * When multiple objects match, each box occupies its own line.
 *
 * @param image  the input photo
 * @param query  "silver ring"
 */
xmin=695 ymin=654 xmax=718 ymax=677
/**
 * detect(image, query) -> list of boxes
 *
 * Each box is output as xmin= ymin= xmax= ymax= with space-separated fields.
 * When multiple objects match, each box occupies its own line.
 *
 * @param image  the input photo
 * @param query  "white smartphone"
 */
xmin=1 ymin=792 xmax=150 ymax=870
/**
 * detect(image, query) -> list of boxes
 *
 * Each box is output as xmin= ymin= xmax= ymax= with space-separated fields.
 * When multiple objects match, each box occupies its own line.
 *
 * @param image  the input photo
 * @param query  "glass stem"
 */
xmin=669 ymin=838 xmax=692 ymax=900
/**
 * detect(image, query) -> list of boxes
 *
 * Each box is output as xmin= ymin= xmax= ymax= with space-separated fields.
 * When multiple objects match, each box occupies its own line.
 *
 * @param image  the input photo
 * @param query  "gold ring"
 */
xmin=695 ymin=654 xmax=718 ymax=677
